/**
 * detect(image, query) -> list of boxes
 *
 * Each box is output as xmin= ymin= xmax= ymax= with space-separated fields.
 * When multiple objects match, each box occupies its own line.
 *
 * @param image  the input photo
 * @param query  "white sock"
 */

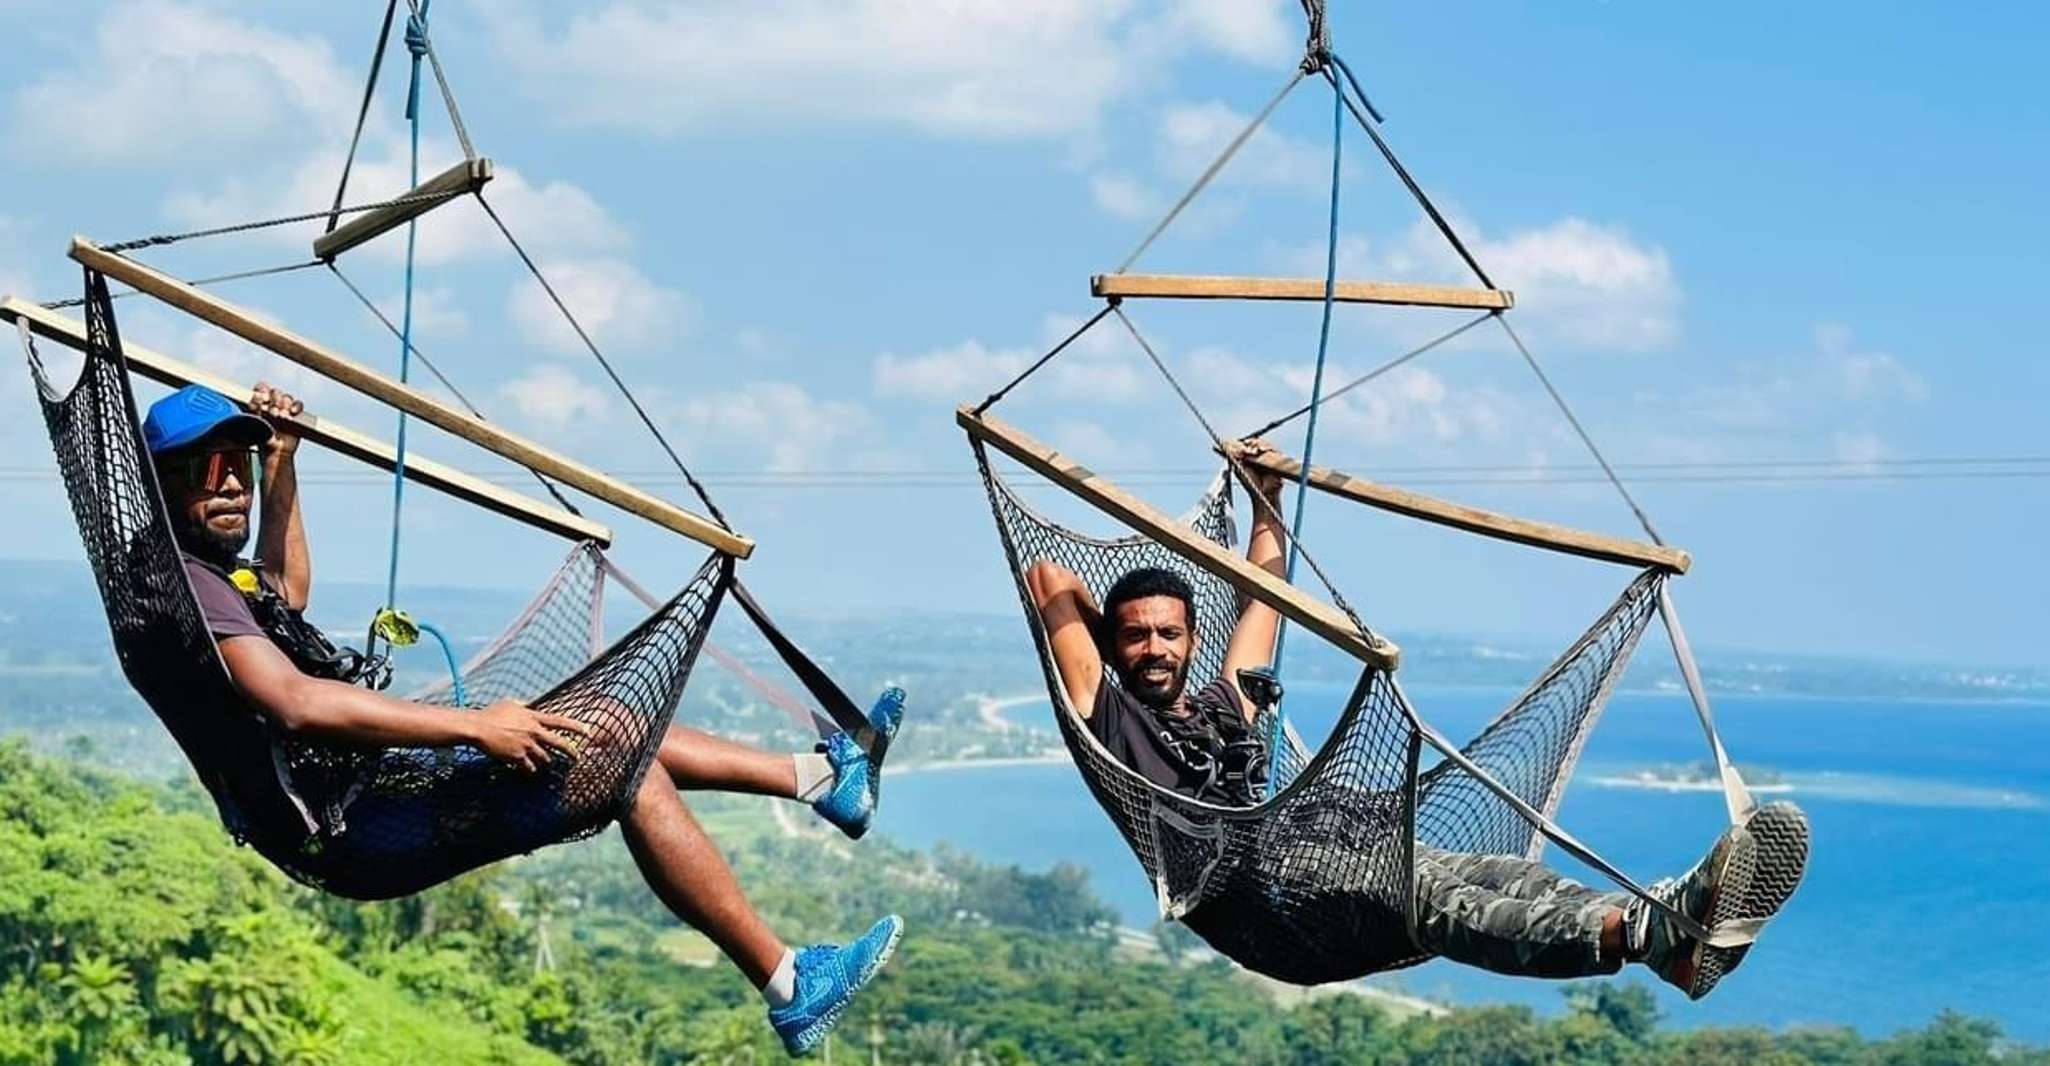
xmin=761 ymin=948 xmax=798 ymax=1009
xmin=792 ymin=753 xmax=834 ymax=802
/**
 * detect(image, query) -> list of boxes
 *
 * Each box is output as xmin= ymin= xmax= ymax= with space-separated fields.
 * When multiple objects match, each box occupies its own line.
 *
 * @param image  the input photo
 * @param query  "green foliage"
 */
xmin=1 ymin=740 xmax=2044 ymax=1066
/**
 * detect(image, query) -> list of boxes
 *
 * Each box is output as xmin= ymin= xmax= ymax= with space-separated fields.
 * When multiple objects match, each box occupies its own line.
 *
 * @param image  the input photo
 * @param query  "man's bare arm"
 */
xmin=250 ymin=383 xmax=311 ymax=610
xmin=1219 ymin=440 xmax=1289 ymax=722
xmin=218 ymin=635 xmax=591 ymax=773
xmin=1024 ymin=560 xmax=1106 ymax=717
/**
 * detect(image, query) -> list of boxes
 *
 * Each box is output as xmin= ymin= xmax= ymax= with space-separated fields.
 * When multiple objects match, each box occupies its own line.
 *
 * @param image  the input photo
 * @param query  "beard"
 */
xmin=1116 ymin=653 xmax=1192 ymax=709
xmin=175 ymin=509 xmax=250 ymax=563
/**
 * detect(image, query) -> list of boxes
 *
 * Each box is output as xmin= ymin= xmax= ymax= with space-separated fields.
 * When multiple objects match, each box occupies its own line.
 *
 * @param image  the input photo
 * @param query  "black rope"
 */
xmin=1110 ymin=305 xmax=1376 ymax=641
xmin=1241 ymin=311 xmax=1492 ymax=439
xmin=102 ymin=189 xmax=466 ymax=253
xmin=40 ymin=259 xmax=324 ymax=310
xmin=972 ymin=303 xmax=1119 ymax=415
xmin=327 ymin=0 xmax=401 ymax=235
xmin=1298 ymin=0 xmax=1331 ymax=71
xmin=474 ymin=193 xmax=731 ymax=532
xmin=1113 ymin=67 xmax=1307 ymax=275
xmin=325 ymin=262 xmax=585 ymax=518
xmin=1323 ymin=54 xmax=1493 ymax=290
xmin=1494 ymin=313 xmax=1665 ymax=545
xmin=403 ymin=0 xmax=476 ymax=161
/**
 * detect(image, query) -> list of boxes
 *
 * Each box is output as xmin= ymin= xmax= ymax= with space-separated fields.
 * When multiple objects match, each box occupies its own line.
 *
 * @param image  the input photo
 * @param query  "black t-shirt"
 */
xmin=180 ymin=551 xmax=267 ymax=640
xmin=1088 ymin=677 xmax=1264 ymax=806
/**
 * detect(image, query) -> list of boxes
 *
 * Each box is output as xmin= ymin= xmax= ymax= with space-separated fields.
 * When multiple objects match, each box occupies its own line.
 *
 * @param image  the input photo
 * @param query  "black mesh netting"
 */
xmin=24 ymin=268 xmax=726 ymax=900
xmin=972 ymin=440 xmax=1664 ymax=983
xmin=407 ymin=543 xmax=608 ymax=709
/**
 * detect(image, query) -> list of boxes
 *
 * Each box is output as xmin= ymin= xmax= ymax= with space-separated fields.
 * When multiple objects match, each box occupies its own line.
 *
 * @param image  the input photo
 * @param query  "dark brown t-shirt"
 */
xmin=1087 ymin=677 xmax=1259 ymax=805
xmin=180 ymin=552 xmax=265 ymax=640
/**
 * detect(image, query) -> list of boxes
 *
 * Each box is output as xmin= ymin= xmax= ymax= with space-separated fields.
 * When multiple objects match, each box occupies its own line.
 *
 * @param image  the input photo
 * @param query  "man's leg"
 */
xmin=650 ymin=686 xmax=907 ymax=842
xmin=655 ymin=725 xmax=819 ymax=799
xmin=1411 ymin=845 xmax=1631 ymax=979
xmin=620 ymin=764 xmax=788 ymax=987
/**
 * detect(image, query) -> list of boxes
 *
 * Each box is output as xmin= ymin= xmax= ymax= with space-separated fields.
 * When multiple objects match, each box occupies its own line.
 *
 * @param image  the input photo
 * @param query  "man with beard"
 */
xmin=1024 ymin=441 xmax=1807 ymax=999
xmin=145 ymin=382 xmax=900 ymax=1055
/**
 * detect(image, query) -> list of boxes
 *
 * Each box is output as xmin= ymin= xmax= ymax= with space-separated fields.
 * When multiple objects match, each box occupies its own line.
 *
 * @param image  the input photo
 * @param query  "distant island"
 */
xmin=1590 ymin=761 xmax=1795 ymax=794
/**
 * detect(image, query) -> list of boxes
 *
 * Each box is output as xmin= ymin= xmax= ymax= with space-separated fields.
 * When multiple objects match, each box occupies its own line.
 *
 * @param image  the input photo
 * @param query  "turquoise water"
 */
xmin=881 ymin=685 xmax=2050 ymax=1039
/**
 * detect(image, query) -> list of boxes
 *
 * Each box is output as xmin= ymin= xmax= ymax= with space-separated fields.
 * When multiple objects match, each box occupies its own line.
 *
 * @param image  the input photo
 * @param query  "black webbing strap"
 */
xmin=727 ymin=576 xmax=887 ymax=765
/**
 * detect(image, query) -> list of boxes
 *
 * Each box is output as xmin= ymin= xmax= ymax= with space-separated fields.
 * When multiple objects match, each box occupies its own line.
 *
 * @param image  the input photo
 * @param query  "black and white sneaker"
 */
xmin=1635 ymin=801 xmax=1811 ymax=1000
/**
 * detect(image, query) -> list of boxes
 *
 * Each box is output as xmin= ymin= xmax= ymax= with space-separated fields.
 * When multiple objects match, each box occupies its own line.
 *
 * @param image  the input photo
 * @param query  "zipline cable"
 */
xmin=326 ymin=262 xmax=586 ymax=519
xmin=1113 ymin=66 xmax=1307 ymax=275
xmin=100 ymin=188 xmax=467 ymax=253
xmin=475 ymin=193 xmax=734 ymax=533
xmin=40 ymin=259 xmax=324 ymax=310
xmin=326 ymin=0 xmax=401 ymax=235
xmin=1495 ymin=313 xmax=1665 ymax=546
xmin=382 ymin=0 xmax=433 ymax=611
xmin=1242 ymin=312 xmax=1491 ymax=439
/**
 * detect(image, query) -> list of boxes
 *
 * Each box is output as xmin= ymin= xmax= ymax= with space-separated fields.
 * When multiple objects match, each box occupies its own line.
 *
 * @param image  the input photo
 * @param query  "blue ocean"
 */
xmin=881 ymin=684 xmax=2050 ymax=1040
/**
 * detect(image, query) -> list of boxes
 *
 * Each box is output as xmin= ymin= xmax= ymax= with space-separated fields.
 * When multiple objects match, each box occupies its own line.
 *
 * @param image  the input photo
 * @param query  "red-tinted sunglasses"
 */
xmin=159 ymin=448 xmax=255 ymax=493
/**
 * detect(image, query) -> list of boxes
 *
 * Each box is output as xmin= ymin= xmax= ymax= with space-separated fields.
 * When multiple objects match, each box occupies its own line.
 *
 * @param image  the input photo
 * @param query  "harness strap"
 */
xmin=728 ymin=578 xmax=886 ymax=764
xmin=597 ymin=555 xmax=885 ymax=764
xmin=1657 ymin=585 xmax=1758 ymax=826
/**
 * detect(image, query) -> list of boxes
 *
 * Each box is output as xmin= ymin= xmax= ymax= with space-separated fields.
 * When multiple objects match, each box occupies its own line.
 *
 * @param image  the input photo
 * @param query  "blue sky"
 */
xmin=0 ymin=0 xmax=2043 ymax=668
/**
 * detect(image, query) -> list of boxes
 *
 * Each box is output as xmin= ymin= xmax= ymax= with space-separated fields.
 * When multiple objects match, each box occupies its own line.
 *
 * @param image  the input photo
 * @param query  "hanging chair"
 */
xmin=948 ymin=0 xmax=1790 ymax=984
xmin=968 ymin=431 xmax=1669 ymax=983
xmin=20 ymin=270 xmax=885 ymax=900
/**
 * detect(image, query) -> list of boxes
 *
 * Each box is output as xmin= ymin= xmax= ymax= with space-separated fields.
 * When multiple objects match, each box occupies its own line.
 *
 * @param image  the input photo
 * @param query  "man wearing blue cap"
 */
xmin=144 ymin=382 xmax=904 ymax=1056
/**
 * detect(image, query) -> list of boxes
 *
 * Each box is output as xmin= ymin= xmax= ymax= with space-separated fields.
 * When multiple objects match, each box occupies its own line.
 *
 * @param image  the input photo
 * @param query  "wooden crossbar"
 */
xmin=4 ymin=296 xmax=613 ymax=547
xmin=313 ymin=158 xmax=493 ymax=261
xmin=1226 ymin=442 xmax=1690 ymax=574
xmin=958 ymin=405 xmax=1400 ymax=671
xmin=1092 ymin=273 xmax=1513 ymax=310
xmin=71 ymin=238 xmax=754 ymax=558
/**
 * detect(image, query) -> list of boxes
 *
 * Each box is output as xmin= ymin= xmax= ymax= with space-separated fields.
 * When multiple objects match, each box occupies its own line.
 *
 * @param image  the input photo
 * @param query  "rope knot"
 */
xmin=403 ymin=14 xmax=430 ymax=58
xmin=1298 ymin=0 xmax=1331 ymax=73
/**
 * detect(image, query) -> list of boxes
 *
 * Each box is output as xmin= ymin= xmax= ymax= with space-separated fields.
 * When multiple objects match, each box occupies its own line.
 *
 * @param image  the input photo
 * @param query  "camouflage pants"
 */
xmin=1412 ymin=846 xmax=1630 ymax=978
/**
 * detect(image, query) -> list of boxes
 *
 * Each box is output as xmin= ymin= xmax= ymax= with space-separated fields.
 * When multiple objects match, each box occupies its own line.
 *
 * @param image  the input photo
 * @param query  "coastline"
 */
xmin=1587 ymin=775 xmax=1797 ymax=795
xmin=886 ymin=752 xmax=1068 ymax=777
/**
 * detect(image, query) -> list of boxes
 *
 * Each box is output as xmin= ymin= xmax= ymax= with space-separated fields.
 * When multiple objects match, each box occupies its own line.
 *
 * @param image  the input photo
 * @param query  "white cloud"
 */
xmin=483 ymin=0 xmax=1296 ymax=141
xmin=1151 ymin=0 xmax=1298 ymax=65
xmin=1284 ymin=216 xmax=1682 ymax=353
xmin=370 ymin=286 xmax=469 ymax=339
xmin=499 ymin=364 xmax=609 ymax=429
xmin=1472 ymin=219 xmax=1680 ymax=351
xmin=678 ymin=381 xmax=876 ymax=473
xmin=0 ymin=214 xmax=32 ymax=300
xmin=506 ymin=257 xmax=694 ymax=356
xmin=8 ymin=1 xmax=357 ymax=165
xmin=1651 ymin=322 xmax=1926 ymax=466
xmin=1157 ymin=100 xmax=1330 ymax=195
xmin=1815 ymin=322 xmax=1926 ymax=402
xmin=1185 ymin=344 xmax=1522 ymax=452
xmin=1832 ymin=430 xmax=1887 ymax=467
xmin=166 ymin=150 xmax=630 ymax=268
xmin=872 ymin=313 xmax=1143 ymax=403
xmin=1089 ymin=173 xmax=1163 ymax=222
xmin=110 ymin=309 xmax=335 ymax=405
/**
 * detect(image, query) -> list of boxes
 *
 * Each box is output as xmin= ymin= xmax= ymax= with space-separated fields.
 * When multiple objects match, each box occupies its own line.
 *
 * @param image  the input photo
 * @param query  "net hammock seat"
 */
xmin=951 ymin=0 xmax=1790 ymax=983
xmin=969 ymin=425 xmax=1747 ymax=985
xmin=22 ymin=271 xmax=880 ymax=901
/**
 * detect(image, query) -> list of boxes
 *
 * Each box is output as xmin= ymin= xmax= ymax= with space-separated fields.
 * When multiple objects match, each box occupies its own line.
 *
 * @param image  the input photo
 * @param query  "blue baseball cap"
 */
xmin=142 ymin=384 xmax=273 ymax=455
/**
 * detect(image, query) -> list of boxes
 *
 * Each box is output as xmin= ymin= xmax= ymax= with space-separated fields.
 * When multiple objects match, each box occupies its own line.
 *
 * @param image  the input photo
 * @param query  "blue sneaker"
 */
xmin=812 ymin=688 xmax=905 ymax=840
xmin=768 ymin=915 xmax=905 ymax=1056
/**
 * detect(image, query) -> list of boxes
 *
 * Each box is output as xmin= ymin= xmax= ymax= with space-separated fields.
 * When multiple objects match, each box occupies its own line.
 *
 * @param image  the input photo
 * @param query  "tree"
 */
xmin=1566 ymin=981 xmax=1661 ymax=1042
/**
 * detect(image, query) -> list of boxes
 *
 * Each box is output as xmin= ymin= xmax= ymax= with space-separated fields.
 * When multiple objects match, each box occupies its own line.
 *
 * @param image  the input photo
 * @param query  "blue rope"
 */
xmin=416 ymin=620 xmax=467 ymax=707
xmin=1266 ymin=71 xmax=1346 ymax=799
xmin=369 ymin=3 xmax=460 ymax=706
xmin=383 ymin=1 xmax=430 ymax=611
